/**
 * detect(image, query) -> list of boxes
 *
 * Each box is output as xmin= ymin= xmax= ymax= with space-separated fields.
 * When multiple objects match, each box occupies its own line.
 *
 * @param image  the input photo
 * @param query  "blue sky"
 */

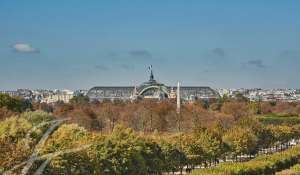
xmin=1 ymin=0 xmax=300 ymax=90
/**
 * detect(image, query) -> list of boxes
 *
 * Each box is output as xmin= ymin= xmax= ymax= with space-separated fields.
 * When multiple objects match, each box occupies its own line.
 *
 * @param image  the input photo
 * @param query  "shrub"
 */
xmin=190 ymin=145 xmax=300 ymax=175
xmin=21 ymin=111 xmax=54 ymax=125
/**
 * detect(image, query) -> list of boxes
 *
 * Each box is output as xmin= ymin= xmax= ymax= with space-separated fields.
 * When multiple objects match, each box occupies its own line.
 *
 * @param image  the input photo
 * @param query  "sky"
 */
xmin=0 ymin=0 xmax=300 ymax=90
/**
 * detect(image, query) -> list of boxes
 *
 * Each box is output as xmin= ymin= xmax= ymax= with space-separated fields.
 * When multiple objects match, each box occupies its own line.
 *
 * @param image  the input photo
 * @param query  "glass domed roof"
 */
xmin=136 ymin=68 xmax=167 ymax=93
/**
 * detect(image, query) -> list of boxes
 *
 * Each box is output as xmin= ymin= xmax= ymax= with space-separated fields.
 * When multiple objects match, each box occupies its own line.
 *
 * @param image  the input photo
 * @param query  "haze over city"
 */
xmin=1 ymin=0 xmax=300 ymax=90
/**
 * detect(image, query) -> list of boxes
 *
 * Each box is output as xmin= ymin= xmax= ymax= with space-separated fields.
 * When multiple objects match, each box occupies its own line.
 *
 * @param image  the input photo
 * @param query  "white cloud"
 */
xmin=13 ymin=43 xmax=39 ymax=53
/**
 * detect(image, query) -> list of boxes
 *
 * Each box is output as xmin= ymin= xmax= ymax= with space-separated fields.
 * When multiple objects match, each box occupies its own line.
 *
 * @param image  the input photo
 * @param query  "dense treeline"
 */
xmin=36 ymin=98 xmax=300 ymax=133
xmin=2 ymin=94 xmax=300 ymax=133
xmin=1 ymin=111 xmax=300 ymax=174
xmin=0 ymin=112 xmax=185 ymax=174
xmin=2 ymin=94 xmax=300 ymax=174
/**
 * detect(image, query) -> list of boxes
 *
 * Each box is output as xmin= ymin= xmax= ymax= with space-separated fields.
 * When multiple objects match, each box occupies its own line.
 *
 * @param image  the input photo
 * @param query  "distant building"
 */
xmin=0 ymin=89 xmax=32 ymax=99
xmin=74 ymin=89 xmax=88 ymax=96
xmin=40 ymin=89 xmax=74 ymax=103
xmin=217 ymin=88 xmax=300 ymax=102
xmin=87 ymin=67 xmax=220 ymax=102
xmin=0 ymin=90 xmax=18 ymax=97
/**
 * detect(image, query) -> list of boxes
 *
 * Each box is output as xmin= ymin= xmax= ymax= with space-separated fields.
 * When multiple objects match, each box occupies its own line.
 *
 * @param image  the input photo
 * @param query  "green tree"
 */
xmin=21 ymin=111 xmax=54 ymax=125
xmin=0 ymin=93 xmax=31 ymax=113
xmin=0 ymin=116 xmax=32 ymax=171
xmin=70 ymin=95 xmax=89 ymax=104
xmin=193 ymin=127 xmax=223 ymax=166
xmin=156 ymin=138 xmax=187 ymax=174
xmin=269 ymin=124 xmax=295 ymax=151
xmin=222 ymin=127 xmax=258 ymax=161
xmin=90 ymin=125 xmax=165 ymax=175
xmin=40 ymin=124 xmax=94 ymax=175
xmin=181 ymin=134 xmax=205 ymax=168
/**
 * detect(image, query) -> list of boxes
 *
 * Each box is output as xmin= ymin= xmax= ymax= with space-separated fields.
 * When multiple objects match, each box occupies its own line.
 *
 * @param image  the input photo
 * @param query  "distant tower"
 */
xmin=177 ymin=81 xmax=181 ymax=114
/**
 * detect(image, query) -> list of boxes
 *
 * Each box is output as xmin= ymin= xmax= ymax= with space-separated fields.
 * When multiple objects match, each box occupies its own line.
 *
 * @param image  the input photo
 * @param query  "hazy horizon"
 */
xmin=1 ymin=1 xmax=300 ymax=90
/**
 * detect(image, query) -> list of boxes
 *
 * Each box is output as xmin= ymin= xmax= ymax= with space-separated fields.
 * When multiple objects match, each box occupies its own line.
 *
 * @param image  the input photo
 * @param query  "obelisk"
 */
xmin=177 ymin=81 xmax=180 ymax=114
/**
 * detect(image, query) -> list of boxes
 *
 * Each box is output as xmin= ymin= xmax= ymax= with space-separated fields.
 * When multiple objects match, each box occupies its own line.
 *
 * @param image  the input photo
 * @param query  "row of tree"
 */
xmin=2 ymin=93 xmax=300 ymax=131
xmin=1 ymin=111 xmax=300 ymax=174
xmin=45 ymin=99 xmax=300 ymax=133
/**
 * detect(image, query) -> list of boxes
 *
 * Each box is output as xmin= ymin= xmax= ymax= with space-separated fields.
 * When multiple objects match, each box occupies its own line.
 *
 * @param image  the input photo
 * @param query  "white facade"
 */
xmin=40 ymin=90 xmax=74 ymax=104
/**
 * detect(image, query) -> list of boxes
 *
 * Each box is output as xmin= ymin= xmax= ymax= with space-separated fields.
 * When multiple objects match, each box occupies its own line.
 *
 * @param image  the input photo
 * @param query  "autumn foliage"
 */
xmin=2 ymin=94 xmax=300 ymax=174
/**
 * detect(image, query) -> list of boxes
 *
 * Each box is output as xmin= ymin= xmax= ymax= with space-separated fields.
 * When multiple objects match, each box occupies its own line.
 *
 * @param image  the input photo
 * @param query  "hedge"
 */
xmin=258 ymin=114 xmax=300 ymax=125
xmin=190 ymin=145 xmax=300 ymax=175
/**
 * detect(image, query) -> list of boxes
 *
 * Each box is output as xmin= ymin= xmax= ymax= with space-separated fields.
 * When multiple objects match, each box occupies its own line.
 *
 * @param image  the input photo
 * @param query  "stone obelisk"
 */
xmin=177 ymin=81 xmax=180 ymax=114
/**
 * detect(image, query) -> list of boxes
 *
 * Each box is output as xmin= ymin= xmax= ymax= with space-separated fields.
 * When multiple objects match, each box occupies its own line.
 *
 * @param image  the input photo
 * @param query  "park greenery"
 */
xmin=2 ymin=94 xmax=300 ymax=174
xmin=0 ymin=93 xmax=32 ymax=120
xmin=190 ymin=144 xmax=300 ymax=175
xmin=276 ymin=163 xmax=300 ymax=175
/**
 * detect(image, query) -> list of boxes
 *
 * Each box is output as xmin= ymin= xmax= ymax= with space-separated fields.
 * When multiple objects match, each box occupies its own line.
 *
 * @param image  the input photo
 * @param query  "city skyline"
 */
xmin=1 ymin=1 xmax=300 ymax=90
